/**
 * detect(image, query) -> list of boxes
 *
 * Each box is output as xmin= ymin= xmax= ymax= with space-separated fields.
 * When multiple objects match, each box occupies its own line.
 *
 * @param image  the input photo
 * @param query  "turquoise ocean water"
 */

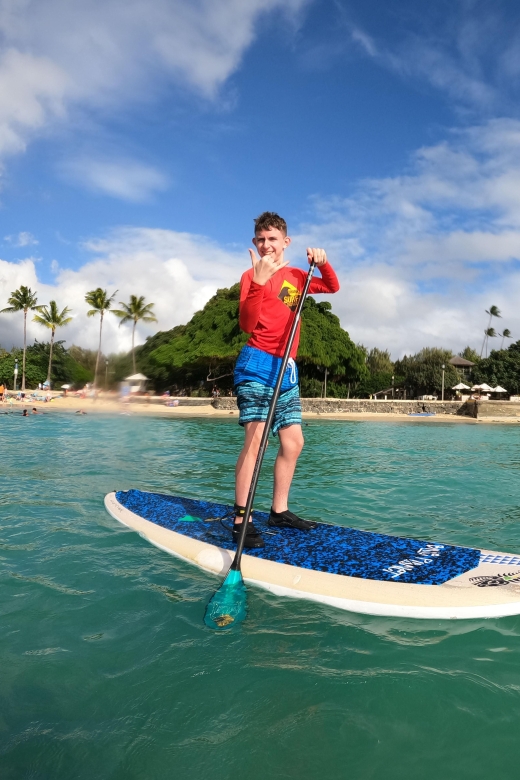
xmin=2 ymin=412 xmax=520 ymax=779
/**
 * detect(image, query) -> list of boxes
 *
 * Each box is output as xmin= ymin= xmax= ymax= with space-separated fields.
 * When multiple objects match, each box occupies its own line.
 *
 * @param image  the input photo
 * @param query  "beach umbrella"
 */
xmin=452 ymin=383 xmax=470 ymax=390
xmin=61 ymin=384 xmax=71 ymax=389
xmin=478 ymin=383 xmax=494 ymax=392
xmin=493 ymin=386 xmax=508 ymax=393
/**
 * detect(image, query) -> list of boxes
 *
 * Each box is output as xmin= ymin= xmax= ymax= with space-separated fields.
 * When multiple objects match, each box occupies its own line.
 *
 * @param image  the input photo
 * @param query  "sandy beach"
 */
xmin=2 ymin=393 xmax=502 ymax=422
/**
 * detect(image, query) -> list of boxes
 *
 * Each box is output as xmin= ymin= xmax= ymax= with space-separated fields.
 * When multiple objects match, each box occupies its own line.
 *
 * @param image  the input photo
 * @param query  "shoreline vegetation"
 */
xmin=1 ymin=283 xmax=518 ymax=403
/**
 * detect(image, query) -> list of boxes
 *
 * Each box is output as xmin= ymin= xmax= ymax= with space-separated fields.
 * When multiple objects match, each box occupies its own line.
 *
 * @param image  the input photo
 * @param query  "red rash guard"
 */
xmin=239 ymin=262 xmax=340 ymax=359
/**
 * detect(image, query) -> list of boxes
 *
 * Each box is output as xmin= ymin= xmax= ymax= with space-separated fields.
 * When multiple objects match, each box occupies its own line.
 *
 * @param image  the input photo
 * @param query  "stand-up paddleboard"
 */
xmin=105 ymin=490 xmax=520 ymax=620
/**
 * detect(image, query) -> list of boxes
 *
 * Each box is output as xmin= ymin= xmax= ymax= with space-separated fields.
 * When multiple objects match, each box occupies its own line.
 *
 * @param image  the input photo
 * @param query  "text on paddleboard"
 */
xmin=382 ymin=544 xmax=445 ymax=579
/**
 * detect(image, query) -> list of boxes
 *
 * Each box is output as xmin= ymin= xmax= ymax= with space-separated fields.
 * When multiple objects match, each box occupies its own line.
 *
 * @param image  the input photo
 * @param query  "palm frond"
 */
xmin=112 ymin=310 xmax=133 ymax=326
xmin=32 ymin=315 xmax=53 ymax=328
xmin=3 ymin=285 xmax=39 ymax=311
xmin=112 ymin=295 xmax=157 ymax=324
xmin=85 ymin=288 xmax=118 ymax=313
xmin=33 ymin=300 xmax=73 ymax=332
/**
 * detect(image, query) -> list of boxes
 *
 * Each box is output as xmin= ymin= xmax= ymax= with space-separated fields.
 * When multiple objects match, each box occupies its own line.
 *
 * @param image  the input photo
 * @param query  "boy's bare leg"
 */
xmin=272 ymin=424 xmax=304 ymax=513
xmin=234 ymin=422 xmax=304 ymax=521
xmin=235 ymin=421 xmax=266 ymax=522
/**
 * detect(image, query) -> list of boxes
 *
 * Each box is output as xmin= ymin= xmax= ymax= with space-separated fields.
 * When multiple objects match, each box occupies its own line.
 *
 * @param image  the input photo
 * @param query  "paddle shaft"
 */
xmin=231 ymin=261 xmax=316 ymax=571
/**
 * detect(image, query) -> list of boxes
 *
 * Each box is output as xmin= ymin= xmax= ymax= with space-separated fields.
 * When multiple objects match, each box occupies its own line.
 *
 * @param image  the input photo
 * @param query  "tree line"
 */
xmin=125 ymin=289 xmax=517 ymax=398
xmin=1 ymin=282 xmax=517 ymax=398
xmin=0 ymin=286 xmax=156 ymax=390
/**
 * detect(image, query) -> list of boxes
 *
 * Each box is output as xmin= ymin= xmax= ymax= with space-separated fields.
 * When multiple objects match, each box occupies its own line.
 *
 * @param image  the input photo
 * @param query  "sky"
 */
xmin=2 ymin=0 xmax=520 ymax=358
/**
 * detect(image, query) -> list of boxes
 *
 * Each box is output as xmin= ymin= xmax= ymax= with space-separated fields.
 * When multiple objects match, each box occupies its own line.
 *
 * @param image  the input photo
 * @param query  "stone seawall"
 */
xmin=129 ymin=396 xmax=215 ymax=406
xmin=112 ymin=396 xmax=520 ymax=418
xmin=213 ymin=398 xmax=467 ymax=415
xmin=467 ymin=400 xmax=520 ymax=418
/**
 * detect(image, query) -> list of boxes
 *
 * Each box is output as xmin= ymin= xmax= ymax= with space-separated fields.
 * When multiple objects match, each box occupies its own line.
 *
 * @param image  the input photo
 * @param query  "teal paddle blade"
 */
xmin=204 ymin=569 xmax=247 ymax=630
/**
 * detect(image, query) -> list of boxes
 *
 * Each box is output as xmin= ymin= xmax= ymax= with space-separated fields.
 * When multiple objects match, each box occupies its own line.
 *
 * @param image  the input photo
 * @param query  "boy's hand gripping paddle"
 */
xmin=204 ymin=261 xmax=316 ymax=630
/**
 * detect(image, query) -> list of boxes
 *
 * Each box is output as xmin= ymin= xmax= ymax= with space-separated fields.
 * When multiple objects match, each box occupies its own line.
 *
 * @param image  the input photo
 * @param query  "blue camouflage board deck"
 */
xmin=116 ymin=490 xmax=480 ymax=586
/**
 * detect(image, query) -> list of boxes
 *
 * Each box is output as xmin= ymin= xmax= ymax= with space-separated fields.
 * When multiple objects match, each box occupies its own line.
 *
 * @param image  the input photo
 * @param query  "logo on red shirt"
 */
xmin=278 ymin=279 xmax=301 ymax=311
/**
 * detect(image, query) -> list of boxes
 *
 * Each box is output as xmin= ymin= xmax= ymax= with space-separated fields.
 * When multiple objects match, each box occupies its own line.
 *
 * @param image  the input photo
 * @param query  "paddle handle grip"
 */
xmin=232 ymin=261 xmax=316 ymax=569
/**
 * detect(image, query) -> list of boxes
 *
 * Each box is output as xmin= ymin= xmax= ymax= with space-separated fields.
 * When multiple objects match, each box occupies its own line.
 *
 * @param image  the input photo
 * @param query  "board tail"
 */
xmin=204 ymin=569 xmax=247 ymax=630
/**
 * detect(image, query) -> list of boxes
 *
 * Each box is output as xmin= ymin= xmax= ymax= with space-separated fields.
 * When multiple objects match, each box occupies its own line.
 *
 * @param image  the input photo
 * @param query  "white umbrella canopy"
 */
xmin=125 ymin=373 xmax=148 ymax=381
xmin=478 ymin=383 xmax=494 ymax=392
xmin=452 ymin=383 xmax=470 ymax=390
xmin=61 ymin=384 xmax=71 ymax=389
xmin=493 ymin=386 xmax=508 ymax=393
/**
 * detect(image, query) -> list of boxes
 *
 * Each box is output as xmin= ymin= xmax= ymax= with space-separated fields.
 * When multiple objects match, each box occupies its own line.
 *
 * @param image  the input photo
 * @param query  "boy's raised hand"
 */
xmin=249 ymin=249 xmax=289 ymax=286
xmin=307 ymin=248 xmax=327 ymax=266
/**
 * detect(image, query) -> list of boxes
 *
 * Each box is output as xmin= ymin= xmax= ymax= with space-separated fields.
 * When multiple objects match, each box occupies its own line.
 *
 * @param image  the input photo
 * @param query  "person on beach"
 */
xmin=232 ymin=211 xmax=340 ymax=548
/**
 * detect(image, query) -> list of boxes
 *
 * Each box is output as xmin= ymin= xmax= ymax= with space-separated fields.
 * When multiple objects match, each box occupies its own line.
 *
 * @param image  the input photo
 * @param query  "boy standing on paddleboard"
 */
xmin=233 ymin=212 xmax=340 ymax=548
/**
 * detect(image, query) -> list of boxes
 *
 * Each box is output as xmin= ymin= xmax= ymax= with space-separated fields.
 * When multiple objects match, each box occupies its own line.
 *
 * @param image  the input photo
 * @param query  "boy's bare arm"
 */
xmin=307 ymin=250 xmax=340 ymax=294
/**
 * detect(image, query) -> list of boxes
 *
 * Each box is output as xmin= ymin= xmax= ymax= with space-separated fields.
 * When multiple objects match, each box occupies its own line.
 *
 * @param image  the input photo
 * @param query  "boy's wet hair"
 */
xmin=254 ymin=211 xmax=287 ymax=236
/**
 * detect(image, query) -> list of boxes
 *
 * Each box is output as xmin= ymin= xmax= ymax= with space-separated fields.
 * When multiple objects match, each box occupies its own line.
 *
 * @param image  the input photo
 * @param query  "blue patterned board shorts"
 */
xmin=235 ymin=381 xmax=302 ymax=435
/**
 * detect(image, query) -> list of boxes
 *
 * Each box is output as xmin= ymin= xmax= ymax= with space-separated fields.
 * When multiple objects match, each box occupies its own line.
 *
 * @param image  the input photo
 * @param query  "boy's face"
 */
xmin=253 ymin=227 xmax=291 ymax=261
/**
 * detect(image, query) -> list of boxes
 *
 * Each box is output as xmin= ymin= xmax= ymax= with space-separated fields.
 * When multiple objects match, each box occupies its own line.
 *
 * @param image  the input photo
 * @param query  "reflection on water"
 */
xmin=2 ymin=413 xmax=520 ymax=779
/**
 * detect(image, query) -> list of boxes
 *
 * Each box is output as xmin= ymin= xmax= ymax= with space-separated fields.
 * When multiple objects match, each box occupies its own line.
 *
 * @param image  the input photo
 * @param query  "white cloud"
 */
xmin=290 ymin=119 xmax=520 ymax=357
xmin=391 ymin=39 xmax=495 ymax=110
xmin=3 ymin=119 xmax=520 ymax=362
xmin=351 ymin=28 xmax=378 ymax=58
xmin=0 ymin=48 xmax=68 ymax=157
xmin=4 ymin=231 xmax=38 ymax=246
xmin=0 ymin=0 xmax=309 ymax=164
xmin=347 ymin=6 xmax=520 ymax=112
xmin=0 ymin=226 xmax=246 ymax=353
xmin=62 ymin=157 xmax=169 ymax=201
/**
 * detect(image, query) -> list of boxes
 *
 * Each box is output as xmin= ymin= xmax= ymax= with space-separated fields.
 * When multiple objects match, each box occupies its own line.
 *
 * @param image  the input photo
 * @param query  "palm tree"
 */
xmin=1 ymin=286 xmax=39 ymax=390
xmin=500 ymin=328 xmax=512 ymax=349
xmin=483 ymin=327 xmax=497 ymax=358
xmin=33 ymin=301 xmax=73 ymax=385
xmin=85 ymin=288 xmax=117 ymax=387
xmin=112 ymin=295 xmax=158 ymax=374
xmin=481 ymin=305 xmax=501 ymax=357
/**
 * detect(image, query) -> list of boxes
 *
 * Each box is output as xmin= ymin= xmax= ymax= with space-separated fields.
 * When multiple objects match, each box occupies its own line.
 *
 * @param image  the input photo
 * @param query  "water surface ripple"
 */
xmin=2 ymin=413 xmax=520 ymax=779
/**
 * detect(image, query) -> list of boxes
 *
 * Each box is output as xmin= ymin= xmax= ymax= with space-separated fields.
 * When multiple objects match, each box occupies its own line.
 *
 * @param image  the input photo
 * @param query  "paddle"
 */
xmin=204 ymin=260 xmax=317 ymax=630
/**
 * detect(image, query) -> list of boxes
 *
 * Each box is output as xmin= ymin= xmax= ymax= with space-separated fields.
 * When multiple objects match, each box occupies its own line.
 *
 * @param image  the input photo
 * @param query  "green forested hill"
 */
xmin=135 ymin=283 xmax=367 ymax=395
xmin=144 ymin=284 xmax=247 ymax=387
xmin=297 ymin=298 xmax=367 ymax=396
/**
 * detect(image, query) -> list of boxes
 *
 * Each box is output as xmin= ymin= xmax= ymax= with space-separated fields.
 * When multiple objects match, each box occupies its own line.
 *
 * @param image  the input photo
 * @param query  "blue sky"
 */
xmin=2 ymin=0 xmax=520 ymax=356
